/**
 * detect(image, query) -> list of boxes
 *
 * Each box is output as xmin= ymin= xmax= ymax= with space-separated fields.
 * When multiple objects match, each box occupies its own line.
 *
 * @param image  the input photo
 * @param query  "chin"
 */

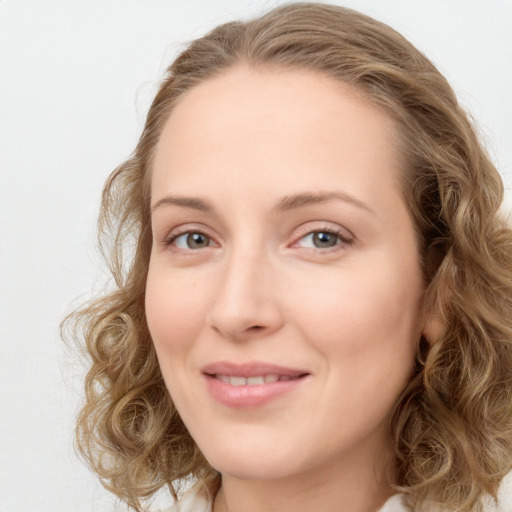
xmin=201 ymin=442 xmax=306 ymax=482
xmin=211 ymin=459 xmax=300 ymax=482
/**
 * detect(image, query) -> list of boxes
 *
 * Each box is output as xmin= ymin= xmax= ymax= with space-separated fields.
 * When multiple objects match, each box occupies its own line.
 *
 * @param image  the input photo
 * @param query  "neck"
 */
xmin=212 ymin=439 xmax=397 ymax=512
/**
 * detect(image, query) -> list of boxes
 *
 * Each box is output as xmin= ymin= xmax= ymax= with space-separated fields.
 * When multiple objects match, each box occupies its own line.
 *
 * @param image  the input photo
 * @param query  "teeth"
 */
xmin=230 ymin=376 xmax=247 ymax=386
xmin=247 ymin=376 xmax=265 ymax=385
xmin=215 ymin=374 xmax=287 ymax=386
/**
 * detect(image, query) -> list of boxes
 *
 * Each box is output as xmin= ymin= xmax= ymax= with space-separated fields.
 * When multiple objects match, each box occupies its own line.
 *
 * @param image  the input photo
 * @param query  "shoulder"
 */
xmin=378 ymin=494 xmax=407 ymax=512
xmin=377 ymin=479 xmax=512 ymax=512
xmin=161 ymin=484 xmax=212 ymax=512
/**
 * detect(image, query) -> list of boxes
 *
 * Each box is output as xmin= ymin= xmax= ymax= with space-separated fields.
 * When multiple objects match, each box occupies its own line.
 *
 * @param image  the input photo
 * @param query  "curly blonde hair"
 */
xmin=65 ymin=3 xmax=512 ymax=511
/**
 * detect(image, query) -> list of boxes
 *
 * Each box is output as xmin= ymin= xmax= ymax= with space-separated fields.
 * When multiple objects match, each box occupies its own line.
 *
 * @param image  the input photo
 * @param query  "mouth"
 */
xmin=209 ymin=374 xmax=307 ymax=386
xmin=201 ymin=361 xmax=310 ymax=408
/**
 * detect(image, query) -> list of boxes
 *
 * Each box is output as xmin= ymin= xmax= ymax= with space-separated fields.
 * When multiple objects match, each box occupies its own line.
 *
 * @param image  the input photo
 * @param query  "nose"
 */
xmin=206 ymin=249 xmax=284 ymax=342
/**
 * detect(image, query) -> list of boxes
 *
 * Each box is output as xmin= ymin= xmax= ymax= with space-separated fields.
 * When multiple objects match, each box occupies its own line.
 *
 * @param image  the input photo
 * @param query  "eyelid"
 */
xmin=159 ymin=221 xmax=354 ymax=253
xmin=287 ymin=223 xmax=355 ymax=256
xmin=163 ymin=223 xmax=219 ymax=248
xmin=291 ymin=222 xmax=354 ymax=244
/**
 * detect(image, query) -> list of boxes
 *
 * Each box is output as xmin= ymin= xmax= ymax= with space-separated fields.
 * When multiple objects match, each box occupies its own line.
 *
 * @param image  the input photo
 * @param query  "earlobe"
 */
xmin=422 ymin=314 xmax=446 ymax=346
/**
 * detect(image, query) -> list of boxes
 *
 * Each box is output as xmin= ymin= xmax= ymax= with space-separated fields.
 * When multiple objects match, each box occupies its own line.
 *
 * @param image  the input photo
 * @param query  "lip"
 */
xmin=201 ymin=361 xmax=310 ymax=409
xmin=202 ymin=361 xmax=309 ymax=378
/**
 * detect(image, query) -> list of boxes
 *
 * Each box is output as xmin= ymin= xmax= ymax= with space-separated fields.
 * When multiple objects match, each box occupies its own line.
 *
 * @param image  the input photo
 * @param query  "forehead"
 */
xmin=151 ymin=65 xmax=403 ymax=209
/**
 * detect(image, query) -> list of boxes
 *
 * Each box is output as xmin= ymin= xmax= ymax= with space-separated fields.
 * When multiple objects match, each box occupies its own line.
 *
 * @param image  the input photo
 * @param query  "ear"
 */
xmin=422 ymin=314 xmax=446 ymax=345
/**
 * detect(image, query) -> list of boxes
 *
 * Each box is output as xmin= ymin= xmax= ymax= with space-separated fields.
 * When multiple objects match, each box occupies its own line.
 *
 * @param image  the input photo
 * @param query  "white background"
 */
xmin=1 ymin=1 xmax=511 ymax=510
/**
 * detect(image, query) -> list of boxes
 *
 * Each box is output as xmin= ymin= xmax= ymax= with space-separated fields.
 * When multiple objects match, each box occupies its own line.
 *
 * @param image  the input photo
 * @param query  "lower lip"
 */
xmin=204 ymin=374 xmax=308 ymax=409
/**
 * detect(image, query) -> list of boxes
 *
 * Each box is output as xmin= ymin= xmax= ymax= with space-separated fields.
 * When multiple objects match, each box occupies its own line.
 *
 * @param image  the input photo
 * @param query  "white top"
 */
xmin=159 ymin=470 xmax=512 ymax=511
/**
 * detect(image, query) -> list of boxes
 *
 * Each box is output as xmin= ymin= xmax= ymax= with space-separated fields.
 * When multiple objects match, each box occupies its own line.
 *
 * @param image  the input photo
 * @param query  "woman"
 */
xmin=68 ymin=3 xmax=512 ymax=511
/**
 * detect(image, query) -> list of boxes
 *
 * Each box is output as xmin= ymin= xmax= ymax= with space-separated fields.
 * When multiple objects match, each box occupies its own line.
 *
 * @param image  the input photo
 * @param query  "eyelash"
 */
xmin=163 ymin=226 xmax=354 ymax=253
xmin=292 ymin=226 xmax=354 ymax=252
xmin=164 ymin=228 xmax=215 ymax=250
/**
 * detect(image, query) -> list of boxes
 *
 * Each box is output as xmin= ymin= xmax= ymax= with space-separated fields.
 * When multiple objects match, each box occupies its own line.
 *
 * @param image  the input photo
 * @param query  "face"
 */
xmin=146 ymin=66 xmax=429 ymax=484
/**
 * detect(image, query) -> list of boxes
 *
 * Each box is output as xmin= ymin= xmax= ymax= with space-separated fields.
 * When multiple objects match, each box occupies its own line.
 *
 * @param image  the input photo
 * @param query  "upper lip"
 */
xmin=201 ymin=361 xmax=310 ymax=378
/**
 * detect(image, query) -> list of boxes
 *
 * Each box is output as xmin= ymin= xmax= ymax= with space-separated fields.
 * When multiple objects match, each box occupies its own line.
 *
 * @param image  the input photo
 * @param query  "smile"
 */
xmin=213 ymin=374 xmax=299 ymax=386
xmin=201 ymin=362 xmax=310 ymax=408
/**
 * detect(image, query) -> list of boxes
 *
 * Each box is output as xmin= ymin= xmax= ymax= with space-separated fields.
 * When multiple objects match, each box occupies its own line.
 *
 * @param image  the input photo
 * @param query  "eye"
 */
xmin=169 ymin=231 xmax=212 ymax=250
xmin=295 ymin=228 xmax=352 ymax=250
xmin=301 ymin=231 xmax=339 ymax=249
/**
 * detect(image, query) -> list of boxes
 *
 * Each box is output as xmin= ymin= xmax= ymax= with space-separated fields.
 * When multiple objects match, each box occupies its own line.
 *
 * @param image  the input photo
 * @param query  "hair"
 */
xmin=64 ymin=3 xmax=512 ymax=511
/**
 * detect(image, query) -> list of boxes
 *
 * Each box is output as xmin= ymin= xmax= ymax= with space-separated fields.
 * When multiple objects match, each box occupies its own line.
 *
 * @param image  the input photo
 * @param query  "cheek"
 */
xmin=145 ymin=265 xmax=207 ymax=357
xmin=288 ymin=255 xmax=422 ymax=373
xmin=299 ymin=271 xmax=421 ymax=430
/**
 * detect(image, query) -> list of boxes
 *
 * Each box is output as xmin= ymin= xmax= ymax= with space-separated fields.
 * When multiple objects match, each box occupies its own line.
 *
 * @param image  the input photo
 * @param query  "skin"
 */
xmin=146 ymin=65 xmax=435 ymax=512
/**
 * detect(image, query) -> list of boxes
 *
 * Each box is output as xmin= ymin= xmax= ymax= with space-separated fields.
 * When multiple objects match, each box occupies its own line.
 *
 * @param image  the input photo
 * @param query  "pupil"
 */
xmin=187 ymin=233 xmax=209 ymax=248
xmin=313 ymin=232 xmax=336 ymax=248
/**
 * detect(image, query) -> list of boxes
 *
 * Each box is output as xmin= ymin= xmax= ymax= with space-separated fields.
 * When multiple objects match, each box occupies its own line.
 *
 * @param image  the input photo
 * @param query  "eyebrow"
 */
xmin=151 ymin=196 xmax=213 ymax=213
xmin=276 ymin=191 xmax=375 ymax=215
xmin=151 ymin=191 xmax=375 ymax=215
